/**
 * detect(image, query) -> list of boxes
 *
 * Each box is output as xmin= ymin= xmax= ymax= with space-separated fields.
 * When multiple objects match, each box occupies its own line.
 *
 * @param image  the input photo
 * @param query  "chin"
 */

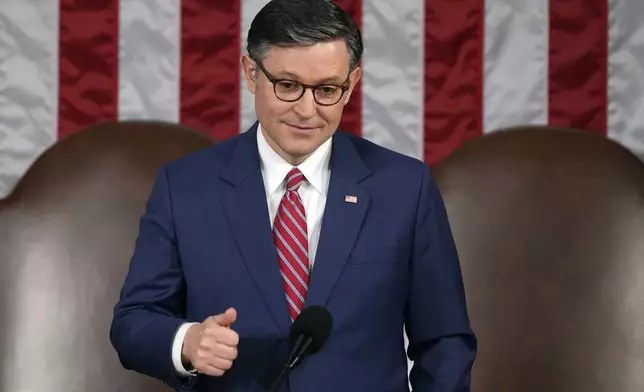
xmin=285 ymin=145 xmax=316 ymax=158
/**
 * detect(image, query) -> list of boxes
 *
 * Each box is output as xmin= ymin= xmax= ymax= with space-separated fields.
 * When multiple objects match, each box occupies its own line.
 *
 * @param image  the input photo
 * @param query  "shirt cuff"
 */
xmin=172 ymin=322 xmax=200 ymax=377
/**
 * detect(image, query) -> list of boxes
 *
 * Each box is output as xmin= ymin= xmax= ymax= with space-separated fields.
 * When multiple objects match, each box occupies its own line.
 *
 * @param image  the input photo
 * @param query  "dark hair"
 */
xmin=246 ymin=0 xmax=363 ymax=70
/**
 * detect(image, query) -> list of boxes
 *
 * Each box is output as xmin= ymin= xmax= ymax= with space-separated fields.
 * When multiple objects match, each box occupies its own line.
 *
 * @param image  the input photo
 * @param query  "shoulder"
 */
xmin=153 ymin=131 xmax=249 ymax=195
xmin=162 ymin=132 xmax=245 ymax=176
xmin=339 ymin=132 xmax=440 ymax=231
xmin=340 ymin=132 xmax=431 ymax=184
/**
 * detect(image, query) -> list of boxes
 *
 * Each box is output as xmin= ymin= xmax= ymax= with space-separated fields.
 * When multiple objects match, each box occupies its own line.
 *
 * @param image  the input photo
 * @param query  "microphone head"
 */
xmin=289 ymin=305 xmax=333 ymax=354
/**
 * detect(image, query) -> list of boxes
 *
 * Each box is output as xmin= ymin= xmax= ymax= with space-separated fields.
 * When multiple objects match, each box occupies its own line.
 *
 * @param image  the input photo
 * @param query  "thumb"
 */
xmin=212 ymin=307 xmax=237 ymax=327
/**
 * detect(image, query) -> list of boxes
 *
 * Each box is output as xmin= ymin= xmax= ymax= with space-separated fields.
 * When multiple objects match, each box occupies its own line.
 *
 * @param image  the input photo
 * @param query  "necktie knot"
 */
xmin=286 ymin=168 xmax=305 ymax=192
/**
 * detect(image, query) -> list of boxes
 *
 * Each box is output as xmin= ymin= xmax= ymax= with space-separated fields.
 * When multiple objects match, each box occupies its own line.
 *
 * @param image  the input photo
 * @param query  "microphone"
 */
xmin=269 ymin=306 xmax=333 ymax=392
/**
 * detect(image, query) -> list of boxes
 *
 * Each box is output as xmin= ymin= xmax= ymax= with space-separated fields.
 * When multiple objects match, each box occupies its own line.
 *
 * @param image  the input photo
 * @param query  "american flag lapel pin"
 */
xmin=345 ymin=195 xmax=358 ymax=203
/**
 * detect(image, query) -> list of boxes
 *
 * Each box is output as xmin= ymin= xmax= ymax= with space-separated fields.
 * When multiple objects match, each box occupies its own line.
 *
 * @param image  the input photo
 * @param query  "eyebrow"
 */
xmin=276 ymin=70 xmax=345 ymax=85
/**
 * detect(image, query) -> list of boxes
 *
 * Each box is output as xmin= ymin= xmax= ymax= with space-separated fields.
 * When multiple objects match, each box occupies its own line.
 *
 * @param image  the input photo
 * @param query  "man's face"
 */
xmin=242 ymin=40 xmax=361 ymax=165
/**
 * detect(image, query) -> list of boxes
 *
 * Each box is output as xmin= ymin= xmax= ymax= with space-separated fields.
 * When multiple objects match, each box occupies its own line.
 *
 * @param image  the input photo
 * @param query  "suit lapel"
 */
xmin=219 ymin=127 xmax=372 ymax=332
xmin=305 ymin=132 xmax=371 ymax=309
xmin=220 ymin=124 xmax=291 ymax=338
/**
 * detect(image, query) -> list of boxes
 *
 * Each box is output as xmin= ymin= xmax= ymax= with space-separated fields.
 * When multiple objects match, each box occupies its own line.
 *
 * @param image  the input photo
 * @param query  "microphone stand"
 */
xmin=268 ymin=335 xmax=313 ymax=392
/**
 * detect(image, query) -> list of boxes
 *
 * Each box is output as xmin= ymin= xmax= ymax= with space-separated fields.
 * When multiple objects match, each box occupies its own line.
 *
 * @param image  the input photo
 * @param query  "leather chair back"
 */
xmin=0 ymin=121 xmax=213 ymax=392
xmin=433 ymin=126 xmax=644 ymax=391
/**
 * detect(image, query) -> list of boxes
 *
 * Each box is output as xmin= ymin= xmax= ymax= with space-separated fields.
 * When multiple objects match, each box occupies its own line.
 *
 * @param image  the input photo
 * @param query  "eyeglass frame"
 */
xmin=253 ymin=59 xmax=352 ymax=106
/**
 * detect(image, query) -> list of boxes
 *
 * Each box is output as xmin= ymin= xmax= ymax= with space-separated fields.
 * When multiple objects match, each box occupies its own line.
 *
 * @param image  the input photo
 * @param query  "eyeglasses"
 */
xmin=254 ymin=60 xmax=351 ymax=106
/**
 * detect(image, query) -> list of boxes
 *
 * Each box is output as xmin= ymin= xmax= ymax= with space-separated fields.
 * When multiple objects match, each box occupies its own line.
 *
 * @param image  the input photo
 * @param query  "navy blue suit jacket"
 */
xmin=110 ymin=123 xmax=476 ymax=391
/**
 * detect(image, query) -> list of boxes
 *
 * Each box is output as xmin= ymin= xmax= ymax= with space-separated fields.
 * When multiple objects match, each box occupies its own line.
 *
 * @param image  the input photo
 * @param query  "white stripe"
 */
xmin=279 ymin=208 xmax=308 ymax=250
xmin=274 ymin=225 xmax=309 ymax=273
xmin=361 ymin=0 xmax=425 ymax=160
xmin=118 ymin=0 xmax=180 ymax=122
xmin=284 ymin=287 xmax=301 ymax=315
xmin=289 ymin=194 xmax=307 ymax=222
xmin=361 ymin=2 xmax=423 ymax=384
xmin=483 ymin=0 xmax=549 ymax=132
xmin=278 ymin=248 xmax=308 ymax=290
xmin=281 ymin=273 xmax=305 ymax=306
xmin=0 ymin=0 xmax=59 ymax=197
xmin=607 ymin=0 xmax=644 ymax=157
xmin=240 ymin=0 xmax=271 ymax=132
xmin=279 ymin=264 xmax=307 ymax=302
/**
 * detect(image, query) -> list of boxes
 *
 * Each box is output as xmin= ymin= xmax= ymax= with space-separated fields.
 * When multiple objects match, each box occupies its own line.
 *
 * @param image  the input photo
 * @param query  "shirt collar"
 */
xmin=256 ymin=122 xmax=332 ymax=196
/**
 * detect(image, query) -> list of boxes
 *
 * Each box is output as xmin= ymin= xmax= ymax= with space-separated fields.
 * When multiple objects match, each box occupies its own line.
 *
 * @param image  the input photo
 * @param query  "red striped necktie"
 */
xmin=273 ymin=168 xmax=309 ymax=322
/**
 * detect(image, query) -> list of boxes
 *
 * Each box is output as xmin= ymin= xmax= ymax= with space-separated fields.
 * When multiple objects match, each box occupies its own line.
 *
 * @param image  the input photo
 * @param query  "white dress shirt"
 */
xmin=171 ymin=123 xmax=332 ymax=376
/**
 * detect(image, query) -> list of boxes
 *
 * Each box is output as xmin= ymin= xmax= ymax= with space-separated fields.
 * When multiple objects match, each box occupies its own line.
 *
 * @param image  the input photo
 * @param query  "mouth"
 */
xmin=285 ymin=123 xmax=318 ymax=132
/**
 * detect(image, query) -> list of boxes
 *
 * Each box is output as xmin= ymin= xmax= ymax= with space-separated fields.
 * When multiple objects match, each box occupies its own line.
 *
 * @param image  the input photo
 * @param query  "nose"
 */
xmin=292 ymin=88 xmax=316 ymax=119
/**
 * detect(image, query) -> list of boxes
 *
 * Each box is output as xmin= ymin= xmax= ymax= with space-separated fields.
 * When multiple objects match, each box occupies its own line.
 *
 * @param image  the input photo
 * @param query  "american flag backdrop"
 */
xmin=1 ymin=0 xmax=644 ymax=198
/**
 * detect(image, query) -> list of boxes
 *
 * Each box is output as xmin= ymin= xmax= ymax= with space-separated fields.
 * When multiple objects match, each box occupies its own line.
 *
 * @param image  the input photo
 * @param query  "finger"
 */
xmin=214 ymin=343 xmax=238 ymax=361
xmin=221 ymin=308 xmax=237 ymax=326
xmin=215 ymin=328 xmax=240 ymax=346
xmin=193 ymin=354 xmax=233 ymax=375
xmin=208 ymin=308 xmax=236 ymax=326
xmin=196 ymin=363 xmax=226 ymax=377
xmin=210 ymin=356 xmax=234 ymax=371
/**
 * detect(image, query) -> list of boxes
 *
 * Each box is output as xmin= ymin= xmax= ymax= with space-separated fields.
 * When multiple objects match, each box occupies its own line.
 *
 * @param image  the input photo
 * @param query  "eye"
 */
xmin=317 ymin=86 xmax=338 ymax=96
xmin=276 ymin=81 xmax=300 ymax=91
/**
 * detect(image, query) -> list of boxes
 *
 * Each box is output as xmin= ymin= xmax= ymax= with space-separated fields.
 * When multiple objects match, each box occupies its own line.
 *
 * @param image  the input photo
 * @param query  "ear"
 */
xmin=342 ymin=66 xmax=362 ymax=105
xmin=241 ymin=55 xmax=257 ymax=94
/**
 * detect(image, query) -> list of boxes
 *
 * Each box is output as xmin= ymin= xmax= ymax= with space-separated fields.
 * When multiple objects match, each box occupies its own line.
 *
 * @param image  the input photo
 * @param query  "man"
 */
xmin=110 ymin=0 xmax=476 ymax=391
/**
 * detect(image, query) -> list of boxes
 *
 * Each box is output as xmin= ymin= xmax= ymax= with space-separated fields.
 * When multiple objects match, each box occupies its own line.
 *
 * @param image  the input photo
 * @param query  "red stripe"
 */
xmin=180 ymin=0 xmax=241 ymax=141
xmin=549 ymin=0 xmax=608 ymax=134
xmin=275 ymin=214 xmax=308 ymax=258
xmin=274 ymin=235 xmax=308 ymax=290
xmin=280 ymin=215 xmax=308 ymax=249
xmin=58 ymin=1 xmax=119 ymax=139
xmin=423 ymin=0 xmax=484 ymax=165
xmin=279 ymin=257 xmax=308 ymax=294
xmin=332 ymin=0 xmax=363 ymax=137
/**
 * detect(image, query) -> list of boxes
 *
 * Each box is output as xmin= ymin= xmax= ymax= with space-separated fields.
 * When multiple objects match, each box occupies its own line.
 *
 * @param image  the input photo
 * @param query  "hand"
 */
xmin=181 ymin=308 xmax=239 ymax=376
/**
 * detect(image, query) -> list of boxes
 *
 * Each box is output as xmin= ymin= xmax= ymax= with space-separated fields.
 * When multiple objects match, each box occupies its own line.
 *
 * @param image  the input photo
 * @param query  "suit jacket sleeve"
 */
xmin=405 ymin=163 xmax=477 ymax=392
xmin=109 ymin=165 xmax=197 ymax=390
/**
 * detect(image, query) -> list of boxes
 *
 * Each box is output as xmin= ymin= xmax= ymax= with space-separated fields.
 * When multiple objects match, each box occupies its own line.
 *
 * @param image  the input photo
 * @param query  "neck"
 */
xmin=261 ymin=127 xmax=310 ymax=166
